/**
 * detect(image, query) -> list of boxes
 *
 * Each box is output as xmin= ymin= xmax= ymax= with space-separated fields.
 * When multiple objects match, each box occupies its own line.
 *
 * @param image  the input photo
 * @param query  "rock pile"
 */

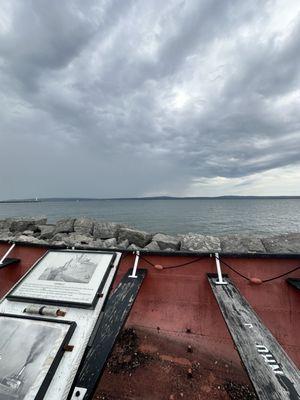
xmin=0 ymin=217 xmax=300 ymax=253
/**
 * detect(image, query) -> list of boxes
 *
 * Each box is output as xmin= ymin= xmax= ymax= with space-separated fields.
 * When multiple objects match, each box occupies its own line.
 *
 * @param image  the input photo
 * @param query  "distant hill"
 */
xmin=0 ymin=195 xmax=300 ymax=203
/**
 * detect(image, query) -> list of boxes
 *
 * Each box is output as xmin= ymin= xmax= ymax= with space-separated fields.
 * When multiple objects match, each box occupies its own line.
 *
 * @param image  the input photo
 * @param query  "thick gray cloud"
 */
xmin=0 ymin=0 xmax=299 ymax=199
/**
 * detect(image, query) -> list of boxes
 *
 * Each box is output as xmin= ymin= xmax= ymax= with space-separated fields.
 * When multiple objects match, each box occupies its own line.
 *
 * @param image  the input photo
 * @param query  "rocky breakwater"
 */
xmin=0 ymin=217 xmax=300 ymax=253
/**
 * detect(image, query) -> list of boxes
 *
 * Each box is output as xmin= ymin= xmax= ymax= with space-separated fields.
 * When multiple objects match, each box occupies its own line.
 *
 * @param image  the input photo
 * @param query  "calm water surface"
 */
xmin=0 ymin=199 xmax=299 ymax=236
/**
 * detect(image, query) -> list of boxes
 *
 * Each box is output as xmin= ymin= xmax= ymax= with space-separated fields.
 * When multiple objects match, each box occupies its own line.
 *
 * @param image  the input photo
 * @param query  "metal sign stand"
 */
xmin=214 ymin=253 xmax=228 ymax=285
xmin=128 ymin=251 xmax=140 ymax=278
xmin=0 ymin=243 xmax=20 ymax=269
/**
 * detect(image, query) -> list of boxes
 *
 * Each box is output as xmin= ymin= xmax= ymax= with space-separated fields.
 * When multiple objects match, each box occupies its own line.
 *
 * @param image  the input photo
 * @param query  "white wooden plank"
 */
xmin=0 ymin=250 xmax=122 ymax=400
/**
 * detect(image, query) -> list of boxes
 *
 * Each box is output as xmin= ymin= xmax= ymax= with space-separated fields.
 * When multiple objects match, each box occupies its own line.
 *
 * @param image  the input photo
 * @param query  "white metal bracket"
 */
xmin=0 ymin=243 xmax=16 ymax=265
xmin=129 ymin=250 xmax=139 ymax=278
xmin=214 ymin=252 xmax=228 ymax=285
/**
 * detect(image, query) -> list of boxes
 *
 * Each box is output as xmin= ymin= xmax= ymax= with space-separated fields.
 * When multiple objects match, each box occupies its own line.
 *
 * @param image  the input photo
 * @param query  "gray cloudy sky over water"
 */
xmin=0 ymin=0 xmax=300 ymax=199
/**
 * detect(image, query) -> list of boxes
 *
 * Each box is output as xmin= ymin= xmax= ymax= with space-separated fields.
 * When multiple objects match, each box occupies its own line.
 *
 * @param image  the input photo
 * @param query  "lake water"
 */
xmin=0 ymin=199 xmax=299 ymax=236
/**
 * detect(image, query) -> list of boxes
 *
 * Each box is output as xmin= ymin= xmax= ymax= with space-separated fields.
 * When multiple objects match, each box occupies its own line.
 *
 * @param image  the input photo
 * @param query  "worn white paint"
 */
xmin=129 ymin=251 xmax=139 ymax=278
xmin=214 ymin=253 xmax=227 ymax=285
xmin=256 ymin=344 xmax=284 ymax=375
xmin=0 ymin=243 xmax=16 ymax=265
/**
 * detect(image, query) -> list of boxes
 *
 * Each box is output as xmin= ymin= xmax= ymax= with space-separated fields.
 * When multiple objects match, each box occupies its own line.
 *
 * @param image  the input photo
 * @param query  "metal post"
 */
xmin=0 ymin=243 xmax=16 ymax=265
xmin=214 ymin=252 xmax=227 ymax=285
xmin=129 ymin=251 xmax=139 ymax=279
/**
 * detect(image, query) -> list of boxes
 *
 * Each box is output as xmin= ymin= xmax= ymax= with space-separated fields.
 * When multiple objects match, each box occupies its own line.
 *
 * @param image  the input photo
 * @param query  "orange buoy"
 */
xmin=249 ymin=277 xmax=263 ymax=285
xmin=154 ymin=264 xmax=164 ymax=270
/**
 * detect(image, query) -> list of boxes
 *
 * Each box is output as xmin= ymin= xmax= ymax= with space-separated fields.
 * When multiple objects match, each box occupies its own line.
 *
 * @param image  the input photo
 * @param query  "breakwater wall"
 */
xmin=0 ymin=217 xmax=300 ymax=253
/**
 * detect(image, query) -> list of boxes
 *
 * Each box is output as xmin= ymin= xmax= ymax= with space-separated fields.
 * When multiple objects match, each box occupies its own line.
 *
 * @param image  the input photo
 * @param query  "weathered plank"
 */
xmin=68 ymin=268 xmax=147 ymax=400
xmin=0 ymin=257 xmax=20 ymax=269
xmin=208 ymin=273 xmax=300 ymax=400
xmin=287 ymin=278 xmax=300 ymax=290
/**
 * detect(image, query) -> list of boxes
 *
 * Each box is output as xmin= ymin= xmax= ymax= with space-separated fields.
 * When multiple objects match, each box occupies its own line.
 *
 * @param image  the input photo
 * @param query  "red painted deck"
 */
xmin=0 ymin=243 xmax=299 ymax=398
xmin=125 ymin=254 xmax=300 ymax=363
xmin=0 ymin=243 xmax=45 ymax=298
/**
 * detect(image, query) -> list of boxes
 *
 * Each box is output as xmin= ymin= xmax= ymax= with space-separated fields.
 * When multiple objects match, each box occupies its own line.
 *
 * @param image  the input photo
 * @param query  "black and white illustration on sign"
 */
xmin=0 ymin=314 xmax=75 ymax=400
xmin=38 ymin=253 xmax=97 ymax=284
xmin=8 ymin=251 xmax=115 ymax=307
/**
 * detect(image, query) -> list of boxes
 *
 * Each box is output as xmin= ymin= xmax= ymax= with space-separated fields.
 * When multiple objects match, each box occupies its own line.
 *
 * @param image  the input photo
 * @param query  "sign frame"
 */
xmin=0 ymin=312 xmax=76 ymax=400
xmin=7 ymin=250 xmax=117 ymax=309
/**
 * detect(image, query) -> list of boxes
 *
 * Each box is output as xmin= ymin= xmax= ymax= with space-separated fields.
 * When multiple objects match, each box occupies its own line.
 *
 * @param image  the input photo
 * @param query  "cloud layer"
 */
xmin=0 ymin=0 xmax=299 ymax=198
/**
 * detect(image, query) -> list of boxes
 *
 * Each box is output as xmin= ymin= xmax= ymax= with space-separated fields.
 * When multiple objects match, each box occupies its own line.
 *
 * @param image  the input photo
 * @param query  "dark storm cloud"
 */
xmin=224 ymin=16 xmax=300 ymax=98
xmin=0 ymin=0 xmax=299 ymax=198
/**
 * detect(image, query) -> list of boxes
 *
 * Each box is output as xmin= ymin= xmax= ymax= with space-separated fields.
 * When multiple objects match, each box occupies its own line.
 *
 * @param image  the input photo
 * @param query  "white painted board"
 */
xmin=0 ymin=250 xmax=122 ymax=400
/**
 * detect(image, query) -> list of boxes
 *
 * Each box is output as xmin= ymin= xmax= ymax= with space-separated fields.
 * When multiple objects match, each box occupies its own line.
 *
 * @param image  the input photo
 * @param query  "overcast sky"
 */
xmin=0 ymin=0 xmax=299 ymax=199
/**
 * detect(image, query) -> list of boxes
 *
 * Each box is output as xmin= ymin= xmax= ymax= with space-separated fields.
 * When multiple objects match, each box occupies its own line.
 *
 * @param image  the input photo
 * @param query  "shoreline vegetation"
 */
xmin=0 ymin=217 xmax=300 ymax=254
xmin=1 ymin=196 xmax=300 ymax=204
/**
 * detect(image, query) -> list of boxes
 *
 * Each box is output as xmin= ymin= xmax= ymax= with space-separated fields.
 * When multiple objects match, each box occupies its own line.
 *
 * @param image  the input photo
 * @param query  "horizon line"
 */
xmin=1 ymin=195 xmax=300 ymax=203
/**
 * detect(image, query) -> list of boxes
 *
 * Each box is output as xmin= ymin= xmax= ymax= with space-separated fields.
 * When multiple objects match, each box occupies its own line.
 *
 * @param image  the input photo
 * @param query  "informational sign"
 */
xmin=0 ymin=313 xmax=75 ymax=400
xmin=8 ymin=250 xmax=116 ymax=308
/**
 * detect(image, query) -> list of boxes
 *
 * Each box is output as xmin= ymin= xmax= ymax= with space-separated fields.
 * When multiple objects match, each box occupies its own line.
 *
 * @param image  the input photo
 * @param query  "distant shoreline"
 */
xmin=0 ymin=195 xmax=300 ymax=203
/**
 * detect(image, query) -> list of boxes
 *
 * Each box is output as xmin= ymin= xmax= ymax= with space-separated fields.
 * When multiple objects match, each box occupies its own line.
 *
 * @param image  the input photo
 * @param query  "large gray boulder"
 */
xmin=50 ymin=233 xmax=70 ymax=243
xmin=9 ymin=217 xmax=47 ymax=233
xmin=50 ymin=233 xmax=93 ymax=247
xmin=144 ymin=241 xmax=161 ymax=251
xmin=53 ymin=218 xmax=75 ymax=234
xmin=22 ymin=230 xmax=35 ymax=236
xmin=152 ymin=233 xmax=180 ymax=250
xmin=0 ymin=229 xmax=14 ymax=241
xmin=118 ymin=227 xmax=152 ymax=247
xmin=127 ymin=243 xmax=141 ymax=251
xmin=37 ymin=224 xmax=55 ymax=240
xmin=84 ymin=239 xmax=104 ymax=249
xmin=0 ymin=218 xmax=12 ymax=230
xmin=180 ymin=233 xmax=221 ymax=252
xmin=262 ymin=233 xmax=300 ymax=253
xmin=102 ymin=238 xmax=118 ymax=248
xmin=93 ymin=221 xmax=120 ymax=240
xmin=15 ymin=234 xmax=48 ymax=245
xmin=50 ymin=240 xmax=66 ymax=247
xmin=66 ymin=233 xmax=93 ymax=246
xmin=74 ymin=218 xmax=95 ymax=235
xmin=220 ymin=235 xmax=265 ymax=253
xmin=118 ymin=239 xmax=129 ymax=249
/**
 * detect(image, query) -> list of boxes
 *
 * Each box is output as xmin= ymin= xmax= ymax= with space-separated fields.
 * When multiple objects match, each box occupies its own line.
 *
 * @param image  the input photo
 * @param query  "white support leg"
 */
xmin=0 ymin=243 xmax=16 ymax=265
xmin=129 ymin=251 xmax=139 ymax=279
xmin=214 ymin=252 xmax=227 ymax=285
